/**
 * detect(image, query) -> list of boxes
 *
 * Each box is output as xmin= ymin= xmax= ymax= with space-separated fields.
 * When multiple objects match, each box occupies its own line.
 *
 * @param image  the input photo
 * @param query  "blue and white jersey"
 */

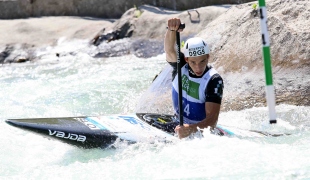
xmin=172 ymin=64 xmax=218 ymax=124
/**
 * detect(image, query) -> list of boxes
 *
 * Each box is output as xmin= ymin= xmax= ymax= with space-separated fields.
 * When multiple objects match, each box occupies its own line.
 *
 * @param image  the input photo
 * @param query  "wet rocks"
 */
xmin=196 ymin=0 xmax=310 ymax=109
xmin=0 ymin=44 xmax=33 ymax=63
xmin=92 ymin=5 xmax=227 ymax=58
xmin=0 ymin=46 xmax=13 ymax=64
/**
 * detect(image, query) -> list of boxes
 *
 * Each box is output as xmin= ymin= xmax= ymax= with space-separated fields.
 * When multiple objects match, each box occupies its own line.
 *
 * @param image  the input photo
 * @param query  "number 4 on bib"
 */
xmin=184 ymin=104 xmax=190 ymax=116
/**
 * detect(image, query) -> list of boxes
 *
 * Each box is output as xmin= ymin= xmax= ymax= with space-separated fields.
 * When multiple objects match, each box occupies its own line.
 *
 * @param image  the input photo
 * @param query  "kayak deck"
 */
xmin=6 ymin=113 xmax=286 ymax=148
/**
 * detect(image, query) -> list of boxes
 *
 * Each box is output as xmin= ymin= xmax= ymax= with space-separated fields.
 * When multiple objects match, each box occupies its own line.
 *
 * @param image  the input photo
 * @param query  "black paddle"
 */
xmin=176 ymin=24 xmax=185 ymax=126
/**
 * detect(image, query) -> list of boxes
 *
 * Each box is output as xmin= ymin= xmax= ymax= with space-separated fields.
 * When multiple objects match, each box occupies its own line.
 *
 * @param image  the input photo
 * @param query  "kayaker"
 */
xmin=164 ymin=18 xmax=224 ymax=138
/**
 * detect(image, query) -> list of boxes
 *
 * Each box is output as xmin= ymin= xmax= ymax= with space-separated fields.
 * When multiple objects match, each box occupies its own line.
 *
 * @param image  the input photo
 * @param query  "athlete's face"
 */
xmin=185 ymin=54 xmax=209 ymax=76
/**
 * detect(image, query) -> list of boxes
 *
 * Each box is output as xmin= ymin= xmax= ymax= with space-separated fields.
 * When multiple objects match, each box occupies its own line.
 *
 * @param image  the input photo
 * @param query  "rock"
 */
xmin=111 ymin=4 xmax=228 ymax=40
xmin=15 ymin=56 xmax=29 ymax=63
xmin=196 ymin=0 xmax=310 ymax=110
xmin=199 ymin=0 xmax=309 ymax=73
xmin=91 ymin=28 xmax=120 ymax=46
xmin=93 ymin=38 xmax=164 ymax=58
xmin=0 ymin=45 xmax=13 ymax=64
xmin=131 ymin=5 xmax=228 ymax=40
xmin=2 ymin=43 xmax=34 ymax=63
xmin=93 ymin=5 xmax=228 ymax=57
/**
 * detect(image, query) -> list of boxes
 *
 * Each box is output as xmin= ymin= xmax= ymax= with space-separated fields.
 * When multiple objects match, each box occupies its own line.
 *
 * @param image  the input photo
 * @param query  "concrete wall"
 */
xmin=0 ymin=0 xmax=255 ymax=19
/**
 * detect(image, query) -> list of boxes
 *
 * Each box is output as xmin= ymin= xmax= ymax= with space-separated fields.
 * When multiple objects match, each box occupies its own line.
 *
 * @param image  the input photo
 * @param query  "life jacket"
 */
xmin=172 ymin=64 xmax=218 ymax=124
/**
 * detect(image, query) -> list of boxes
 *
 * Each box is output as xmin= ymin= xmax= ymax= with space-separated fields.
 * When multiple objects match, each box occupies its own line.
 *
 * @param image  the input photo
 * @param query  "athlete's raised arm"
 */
xmin=164 ymin=18 xmax=183 ymax=63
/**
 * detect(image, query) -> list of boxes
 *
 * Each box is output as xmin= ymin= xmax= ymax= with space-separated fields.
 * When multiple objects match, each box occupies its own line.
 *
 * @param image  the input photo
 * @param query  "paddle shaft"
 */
xmin=175 ymin=24 xmax=185 ymax=126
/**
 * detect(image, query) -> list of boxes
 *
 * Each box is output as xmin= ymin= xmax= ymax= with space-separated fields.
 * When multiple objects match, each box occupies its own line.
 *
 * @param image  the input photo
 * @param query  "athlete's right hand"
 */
xmin=175 ymin=124 xmax=195 ymax=139
xmin=167 ymin=18 xmax=184 ymax=32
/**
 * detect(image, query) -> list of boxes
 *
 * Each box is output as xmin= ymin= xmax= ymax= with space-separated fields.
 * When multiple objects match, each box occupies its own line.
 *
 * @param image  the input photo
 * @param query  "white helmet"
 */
xmin=183 ymin=37 xmax=210 ymax=57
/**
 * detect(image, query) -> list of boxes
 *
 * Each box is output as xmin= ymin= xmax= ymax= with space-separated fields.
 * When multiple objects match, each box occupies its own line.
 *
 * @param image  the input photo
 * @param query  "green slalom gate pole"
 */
xmin=258 ymin=0 xmax=277 ymax=124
